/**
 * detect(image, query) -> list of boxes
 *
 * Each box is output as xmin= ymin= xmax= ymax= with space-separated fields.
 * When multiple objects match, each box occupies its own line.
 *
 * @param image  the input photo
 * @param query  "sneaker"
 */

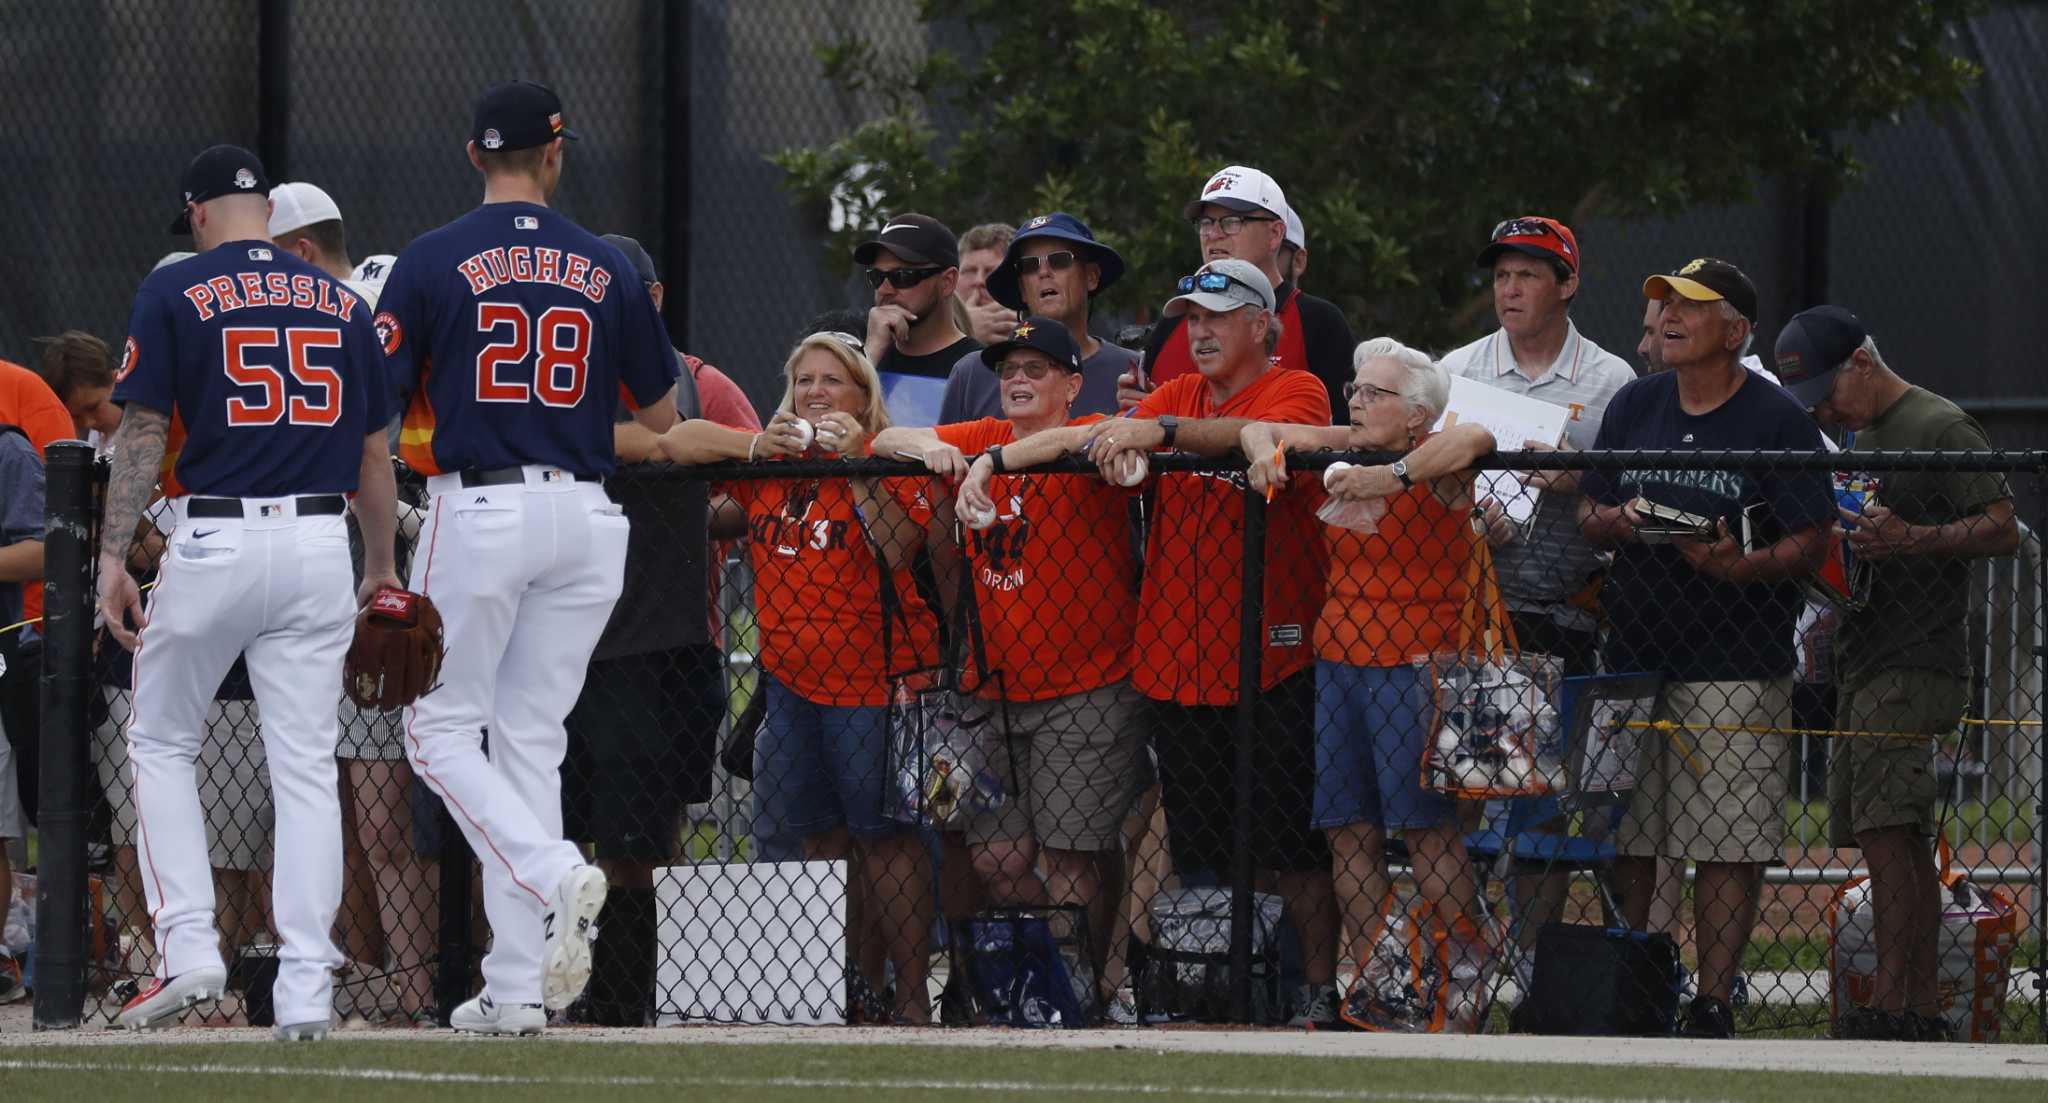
xmin=0 ymin=949 xmax=25 ymax=1005
xmin=1833 ymin=1005 xmax=1898 ymax=1040
xmin=540 ymin=865 xmax=608 ymax=1011
xmin=1906 ymin=1010 xmax=1956 ymax=1042
xmin=117 ymin=966 xmax=229 ymax=1031
xmin=450 ymin=992 xmax=545 ymax=1036
xmin=1680 ymin=995 xmax=1735 ymax=1039
xmin=273 ymin=1020 xmax=330 ymax=1042
xmin=1104 ymin=986 xmax=1139 ymax=1026
xmin=1287 ymin=982 xmax=1341 ymax=1029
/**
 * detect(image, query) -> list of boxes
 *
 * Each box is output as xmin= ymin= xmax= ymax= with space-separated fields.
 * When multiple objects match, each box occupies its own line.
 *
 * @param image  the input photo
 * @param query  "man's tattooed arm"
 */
xmin=98 ymin=405 xmax=170 ymax=567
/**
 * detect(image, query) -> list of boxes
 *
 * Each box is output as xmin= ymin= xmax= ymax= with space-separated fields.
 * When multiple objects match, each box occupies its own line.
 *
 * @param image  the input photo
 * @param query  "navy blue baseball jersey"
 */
xmin=113 ymin=241 xmax=390 ymax=498
xmin=375 ymin=201 xmax=678 ymax=477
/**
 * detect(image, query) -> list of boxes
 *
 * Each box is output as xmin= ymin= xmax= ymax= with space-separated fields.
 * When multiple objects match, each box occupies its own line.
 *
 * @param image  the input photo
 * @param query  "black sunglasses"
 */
xmin=1014 ymin=250 xmax=1078 ymax=276
xmin=1490 ymin=217 xmax=1556 ymax=242
xmin=1176 ymin=270 xmax=1262 ymax=299
xmin=863 ymin=265 xmax=944 ymax=290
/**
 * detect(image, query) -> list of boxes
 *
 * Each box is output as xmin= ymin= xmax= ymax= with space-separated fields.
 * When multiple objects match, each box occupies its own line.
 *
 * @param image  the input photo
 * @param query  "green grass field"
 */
xmin=3 ymin=1039 xmax=2046 ymax=1103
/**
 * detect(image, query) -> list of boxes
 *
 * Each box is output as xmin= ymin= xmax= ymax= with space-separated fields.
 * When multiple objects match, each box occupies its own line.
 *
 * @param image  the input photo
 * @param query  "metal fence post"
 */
xmin=1229 ymin=485 xmax=1267 ymax=1024
xmin=2034 ymin=463 xmax=2047 ymax=1042
xmin=32 ymin=441 xmax=96 ymax=1029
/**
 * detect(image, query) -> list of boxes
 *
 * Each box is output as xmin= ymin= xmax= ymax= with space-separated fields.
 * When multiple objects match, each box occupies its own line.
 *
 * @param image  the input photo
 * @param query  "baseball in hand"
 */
xmin=1113 ymin=450 xmax=1149 ymax=487
xmin=814 ymin=420 xmax=844 ymax=451
xmin=790 ymin=418 xmax=815 ymax=451
xmin=963 ymin=499 xmax=998 ymax=529
xmin=1323 ymin=461 xmax=1355 ymax=488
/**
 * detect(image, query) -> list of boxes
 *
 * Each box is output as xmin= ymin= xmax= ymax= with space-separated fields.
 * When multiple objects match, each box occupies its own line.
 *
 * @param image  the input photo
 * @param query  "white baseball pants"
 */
xmin=404 ymin=469 xmax=626 ymax=1004
xmin=127 ymin=497 xmax=354 ymax=1027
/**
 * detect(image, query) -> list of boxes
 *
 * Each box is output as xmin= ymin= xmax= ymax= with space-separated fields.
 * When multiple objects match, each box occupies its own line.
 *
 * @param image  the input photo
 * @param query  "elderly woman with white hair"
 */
xmin=1240 ymin=336 xmax=1496 ymax=966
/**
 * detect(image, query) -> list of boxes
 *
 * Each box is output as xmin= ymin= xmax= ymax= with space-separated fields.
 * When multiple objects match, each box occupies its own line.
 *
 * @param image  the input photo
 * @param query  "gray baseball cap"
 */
xmin=1162 ymin=258 xmax=1275 ymax=317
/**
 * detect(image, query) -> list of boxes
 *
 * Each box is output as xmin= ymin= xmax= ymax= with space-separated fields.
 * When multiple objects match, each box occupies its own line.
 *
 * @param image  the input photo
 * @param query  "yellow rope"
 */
xmin=0 ymin=581 xmax=157 ymax=636
xmin=1622 ymin=717 xmax=2041 ymax=740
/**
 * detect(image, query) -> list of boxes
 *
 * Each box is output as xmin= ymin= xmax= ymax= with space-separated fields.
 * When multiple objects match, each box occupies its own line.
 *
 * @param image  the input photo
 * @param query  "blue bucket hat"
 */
xmin=986 ymin=212 xmax=1125 ymax=311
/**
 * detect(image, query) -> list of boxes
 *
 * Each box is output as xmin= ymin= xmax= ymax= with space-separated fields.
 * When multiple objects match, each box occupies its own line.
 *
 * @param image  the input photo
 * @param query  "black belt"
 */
xmin=457 ymin=465 xmax=593 ymax=487
xmin=187 ymin=494 xmax=345 ymax=518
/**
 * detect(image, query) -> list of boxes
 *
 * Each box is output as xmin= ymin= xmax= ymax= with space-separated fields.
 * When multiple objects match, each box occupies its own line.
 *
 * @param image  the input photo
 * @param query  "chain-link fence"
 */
xmin=27 ymin=442 xmax=2045 ymax=1041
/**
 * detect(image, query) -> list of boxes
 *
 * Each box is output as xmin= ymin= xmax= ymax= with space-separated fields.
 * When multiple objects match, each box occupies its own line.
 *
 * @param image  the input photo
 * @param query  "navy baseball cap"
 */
xmin=601 ymin=233 xmax=659 ymax=285
xmin=472 ymin=80 xmax=578 ymax=153
xmin=979 ymin=315 xmax=1082 ymax=373
xmin=170 ymin=145 xmax=270 ymax=234
xmin=986 ymin=212 xmax=1126 ymax=311
xmin=1775 ymin=305 xmax=1868 ymax=408
xmin=853 ymin=213 xmax=959 ymax=268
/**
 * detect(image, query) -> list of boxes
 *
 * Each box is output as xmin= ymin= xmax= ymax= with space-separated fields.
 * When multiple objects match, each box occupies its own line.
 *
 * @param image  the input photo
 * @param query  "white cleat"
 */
xmin=541 ymin=864 xmax=608 ymax=1011
xmin=117 ymin=967 xmax=229 ymax=1031
xmin=273 ymin=1019 xmax=330 ymax=1042
xmin=450 ymin=992 xmax=545 ymax=1036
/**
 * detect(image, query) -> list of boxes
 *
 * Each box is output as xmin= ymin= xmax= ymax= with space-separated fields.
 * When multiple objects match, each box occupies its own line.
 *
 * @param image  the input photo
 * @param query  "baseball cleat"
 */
xmin=273 ymin=1019 xmax=331 ymax=1042
xmin=450 ymin=992 xmax=545 ymax=1036
xmin=540 ymin=864 xmax=608 ymax=1010
xmin=116 ymin=966 xmax=228 ymax=1031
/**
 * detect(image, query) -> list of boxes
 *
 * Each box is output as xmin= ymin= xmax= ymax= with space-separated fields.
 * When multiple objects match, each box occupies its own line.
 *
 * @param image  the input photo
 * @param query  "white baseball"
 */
xmin=1434 ymin=727 xmax=1462 ymax=760
xmin=791 ymin=418 xmax=815 ymax=451
xmin=1113 ymin=450 xmax=1149 ymax=487
xmin=1323 ymin=461 xmax=1355 ymax=488
xmin=963 ymin=499 xmax=998 ymax=529
xmin=814 ymin=420 xmax=844 ymax=451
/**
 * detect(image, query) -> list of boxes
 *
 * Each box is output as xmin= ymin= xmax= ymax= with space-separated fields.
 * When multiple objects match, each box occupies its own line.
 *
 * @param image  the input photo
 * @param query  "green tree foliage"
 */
xmin=775 ymin=0 xmax=1981 ymax=344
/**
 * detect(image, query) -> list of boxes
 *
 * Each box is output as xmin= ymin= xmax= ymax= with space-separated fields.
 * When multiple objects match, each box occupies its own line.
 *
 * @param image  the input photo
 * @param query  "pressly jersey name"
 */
xmin=113 ymin=242 xmax=389 ymax=498
xmin=377 ymin=202 xmax=677 ymax=478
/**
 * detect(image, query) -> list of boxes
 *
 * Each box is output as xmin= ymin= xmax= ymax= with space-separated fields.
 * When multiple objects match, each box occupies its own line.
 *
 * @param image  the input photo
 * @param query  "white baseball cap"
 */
xmin=1183 ymin=165 xmax=1288 ymax=220
xmin=267 ymin=181 xmax=344 ymax=237
xmin=1283 ymin=205 xmax=1304 ymax=249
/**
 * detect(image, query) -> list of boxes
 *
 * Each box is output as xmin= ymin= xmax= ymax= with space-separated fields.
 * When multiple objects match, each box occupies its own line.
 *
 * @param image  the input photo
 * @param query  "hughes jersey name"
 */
xmin=457 ymin=246 xmax=612 ymax=303
xmin=182 ymin=272 xmax=362 ymax=323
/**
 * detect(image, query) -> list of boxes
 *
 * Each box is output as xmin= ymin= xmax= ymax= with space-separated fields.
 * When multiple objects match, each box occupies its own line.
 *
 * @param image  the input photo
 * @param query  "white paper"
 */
xmin=654 ymin=860 xmax=847 ymax=1026
xmin=1432 ymin=376 xmax=1570 ymax=525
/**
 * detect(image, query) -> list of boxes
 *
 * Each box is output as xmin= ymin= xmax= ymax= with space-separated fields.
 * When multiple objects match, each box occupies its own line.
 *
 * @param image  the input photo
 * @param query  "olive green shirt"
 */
xmin=1836 ymin=386 xmax=2008 ymax=685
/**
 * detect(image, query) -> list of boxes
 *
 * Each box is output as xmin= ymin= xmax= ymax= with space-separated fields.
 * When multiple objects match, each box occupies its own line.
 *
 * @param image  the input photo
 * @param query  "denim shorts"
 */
xmin=1311 ymin=660 xmax=1457 ymax=832
xmin=752 ymin=670 xmax=905 ymax=840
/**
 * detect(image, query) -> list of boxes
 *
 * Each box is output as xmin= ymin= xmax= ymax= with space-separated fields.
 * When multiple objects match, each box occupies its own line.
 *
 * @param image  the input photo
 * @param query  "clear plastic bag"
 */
xmin=1419 ymin=652 xmax=1564 ymax=799
xmin=888 ymin=675 xmax=1005 ymax=829
xmin=1342 ymin=895 xmax=1497 ymax=1033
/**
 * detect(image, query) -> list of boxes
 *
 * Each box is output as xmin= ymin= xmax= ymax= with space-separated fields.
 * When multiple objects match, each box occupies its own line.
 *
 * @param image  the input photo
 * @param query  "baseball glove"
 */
xmin=344 ymin=587 xmax=445 ymax=711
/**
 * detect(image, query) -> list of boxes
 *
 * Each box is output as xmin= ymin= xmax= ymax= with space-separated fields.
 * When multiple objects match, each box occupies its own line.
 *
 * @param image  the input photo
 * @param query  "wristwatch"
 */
xmin=1158 ymin=415 xmax=1180 ymax=449
xmin=987 ymin=445 xmax=1007 ymax=474
xmin=1390 ymin=459 xmax=1413 ymax=488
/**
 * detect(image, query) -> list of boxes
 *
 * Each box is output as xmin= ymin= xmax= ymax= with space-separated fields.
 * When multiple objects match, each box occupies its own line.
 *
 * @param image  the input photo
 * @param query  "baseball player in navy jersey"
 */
xmin=97 ymin=145 xmax=400 ymax=1040
xmin=375 ymin=80 xmax=679 ymax=1036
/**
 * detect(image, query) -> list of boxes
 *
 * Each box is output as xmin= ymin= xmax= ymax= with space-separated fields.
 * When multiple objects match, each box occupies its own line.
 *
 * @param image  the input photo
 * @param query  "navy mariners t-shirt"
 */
xmin=113 ymin=242 xmax=389 ymax=497
xmin=1580 ymin=369 xmax=1833 ymax=681
xmin=376 ymin=201 xmax=679 ymax=477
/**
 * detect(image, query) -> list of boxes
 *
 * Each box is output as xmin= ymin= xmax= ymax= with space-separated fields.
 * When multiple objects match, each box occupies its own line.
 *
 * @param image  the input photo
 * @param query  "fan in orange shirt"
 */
xmin=1240 ymin=337 xmax=1496 ymax=1000
xmin=873 ymin=317 xmax=1145 ymax=969
xmin=658 ymin=329 xmax=937 ymax=1025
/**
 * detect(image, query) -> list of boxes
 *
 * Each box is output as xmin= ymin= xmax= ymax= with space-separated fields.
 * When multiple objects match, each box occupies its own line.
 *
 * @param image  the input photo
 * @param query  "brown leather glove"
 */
xmin=343 ymin=587 xmax=445 ymax=710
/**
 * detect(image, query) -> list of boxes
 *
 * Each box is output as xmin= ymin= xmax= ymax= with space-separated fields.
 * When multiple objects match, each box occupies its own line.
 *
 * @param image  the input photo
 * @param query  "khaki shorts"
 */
xmin=1615 ymin=676 xmax=1791 ymax=864
xmin=967 ymin=680 xmax=1146 ymax=852
xmin=94 ymin=690 xmax=274 ymax=869
xmin=1827 ymin=668 xmax=1965 ymax=847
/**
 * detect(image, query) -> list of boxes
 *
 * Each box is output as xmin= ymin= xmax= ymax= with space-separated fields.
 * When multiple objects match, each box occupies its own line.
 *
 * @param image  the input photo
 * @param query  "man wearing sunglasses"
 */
xmin=853 ymin=213 xmax=980 ymax=426
xmin=937 ymin=212 xmax=1134 ymax=423
xmin=1123 ymin=165 xmax=1355 ymax=423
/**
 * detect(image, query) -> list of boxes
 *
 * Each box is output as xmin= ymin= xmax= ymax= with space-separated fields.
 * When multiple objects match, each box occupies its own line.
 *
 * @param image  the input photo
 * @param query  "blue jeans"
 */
xmin=1312 ymin=660 xmax=1457 ymax=832
xmin=752 ymin=671 xmax=905 ymax=840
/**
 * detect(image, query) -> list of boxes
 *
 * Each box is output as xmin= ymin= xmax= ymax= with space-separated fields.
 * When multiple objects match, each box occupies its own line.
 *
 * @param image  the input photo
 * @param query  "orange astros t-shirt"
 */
xmin=909 ymin=416 xmax=1138 ymax=702
xmin=732 ymin=475 xmax=939 ymax=706
xmin=1315 ymin=477 xmax=1476 ymax=668
xmin=1131 ymin=369 xmax=1331 ymax=705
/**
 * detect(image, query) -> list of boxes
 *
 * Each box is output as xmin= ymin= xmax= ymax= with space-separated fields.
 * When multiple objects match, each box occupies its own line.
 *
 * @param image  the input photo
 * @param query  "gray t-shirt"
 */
xmin=1439 ymin=322 xmax=1633 ymax=631
xmin=0 ymin=429 xmax=43 ymax=632
xmin=938 ymin=337 xmax=1137 ymax=422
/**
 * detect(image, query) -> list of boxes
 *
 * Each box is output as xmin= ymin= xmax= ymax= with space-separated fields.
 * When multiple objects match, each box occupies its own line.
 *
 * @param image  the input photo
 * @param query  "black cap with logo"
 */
xmin=979 ymin=315 xmax=1082 ymax=373
xmin=852 ymin=213 xmax=960 ymax=268
xmin=472 ymin=80 xmax=579 ymax=154
xmin=1641 ymin=257 xmax=1759 ymax=324
xmin=170 ymin=145 xmax=271 ymax=234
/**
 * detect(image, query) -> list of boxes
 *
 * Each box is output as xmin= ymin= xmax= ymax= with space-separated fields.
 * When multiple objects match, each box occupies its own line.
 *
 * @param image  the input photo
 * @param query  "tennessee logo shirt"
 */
xmin=113 ymin=242 xmax=389 ymax=497
xmin=1132 ymin=368 xmax=1331 ymax=705
xmin=376 ymin=201 xmax=678 ymax=477
xmin=900 ymin=415 xmax=1139 ymax=702
xmin=733 ymin=476 xmax=939 ymax=706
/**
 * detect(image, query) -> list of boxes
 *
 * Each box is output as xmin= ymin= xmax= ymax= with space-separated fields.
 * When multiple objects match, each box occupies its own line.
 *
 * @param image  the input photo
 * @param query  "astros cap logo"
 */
xmin=1012 ymin=322 xmax=1035 ymax=339
xmin=1026 ymin=215 xmax=1051 ymax=229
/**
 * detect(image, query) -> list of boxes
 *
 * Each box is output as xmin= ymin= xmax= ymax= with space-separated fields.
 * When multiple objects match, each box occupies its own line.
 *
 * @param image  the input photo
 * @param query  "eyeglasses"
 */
xmin=1176 ymin=270 xmax=1263 ymax=301
xmin=1014 ymin=250 xmax=1078 ymax=276
xmin=995 ymin=359 xmax=1063 ymax=381
xmin=1490 ymin=217 xmax=1557 ymax=242
xmin=1343 ymin=381 xmax=1402 ymax=404
xmin=1189 ymin=214 xmax=1278 ymax=236
xmin=863 ymin=265 xmax=944 ymax=290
